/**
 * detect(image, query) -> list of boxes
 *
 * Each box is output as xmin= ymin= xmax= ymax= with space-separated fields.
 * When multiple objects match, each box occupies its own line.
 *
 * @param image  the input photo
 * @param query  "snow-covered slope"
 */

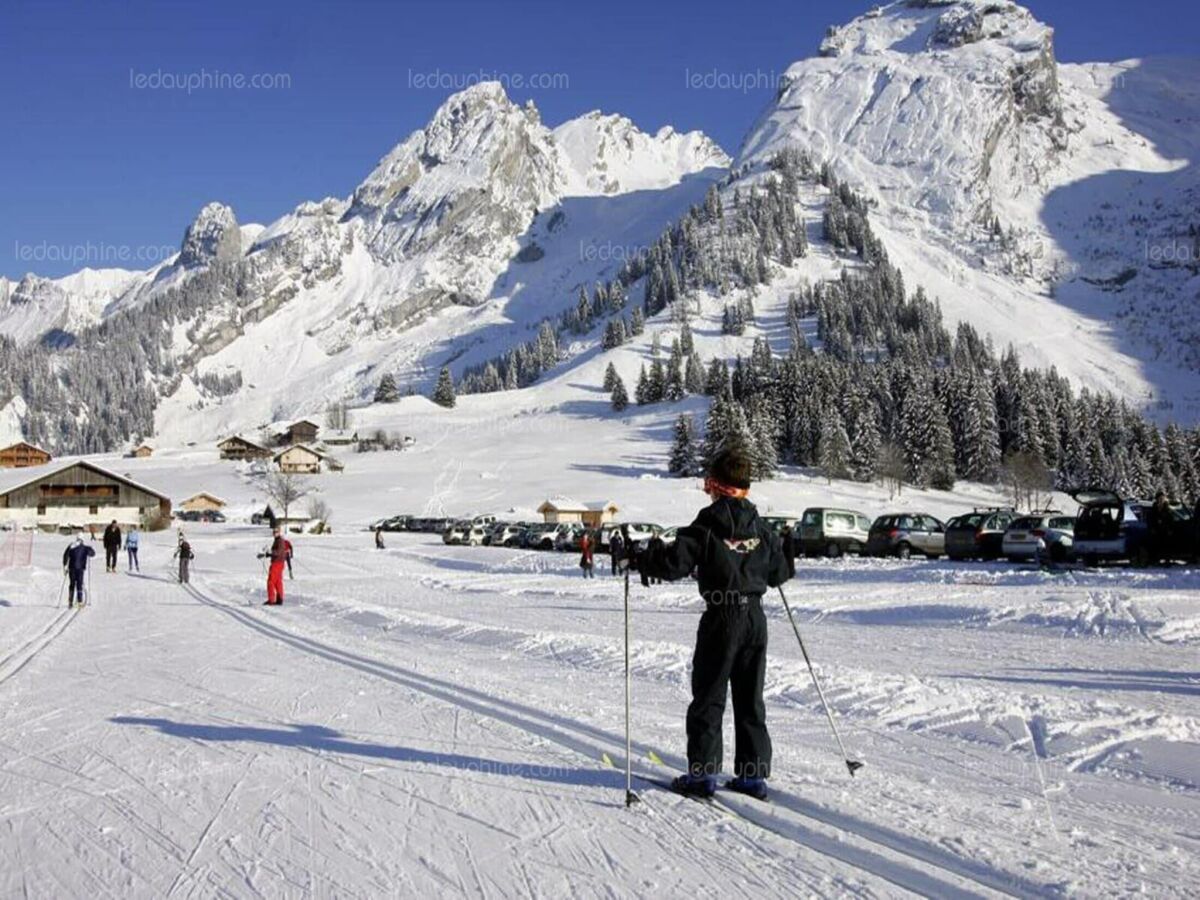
xmin=737 ymin=0 xmax=1200 ymax=411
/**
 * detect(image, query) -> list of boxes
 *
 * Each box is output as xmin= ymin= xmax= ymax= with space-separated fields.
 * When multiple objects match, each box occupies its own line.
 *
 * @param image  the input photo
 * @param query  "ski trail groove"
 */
xmin=184 ymin=576 xmax=1053 ymax=899
xmin=0 ymin=608 xmax=77 ymax=688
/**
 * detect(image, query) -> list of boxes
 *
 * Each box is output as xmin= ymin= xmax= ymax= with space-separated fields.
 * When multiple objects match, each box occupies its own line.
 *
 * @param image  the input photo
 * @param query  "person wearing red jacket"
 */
xmin=259 ymin=527 xmax=288 ymax=605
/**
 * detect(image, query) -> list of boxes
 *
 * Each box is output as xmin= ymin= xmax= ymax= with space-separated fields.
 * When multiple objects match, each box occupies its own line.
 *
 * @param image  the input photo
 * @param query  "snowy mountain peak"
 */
xmin=179 ymin=202 xmax=242 ymax=268
xmin=553 ymin=111 xmax=729 ymax=196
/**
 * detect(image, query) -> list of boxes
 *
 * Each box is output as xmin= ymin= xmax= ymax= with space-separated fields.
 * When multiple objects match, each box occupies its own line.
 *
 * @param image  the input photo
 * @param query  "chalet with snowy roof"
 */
xmin=537 ymin=497 xmax=619 ymax=527
xmin=130 ymin=443 xmax=154 ymax=458
xmin=274 ymin=444 xmax=343 ymax=475
xmin=217 ymin=435 xmax=273 ymax=461
xmin=0 ymin=460 xmax=171 ymax=532
xmin=180 ymin=492 xmax=227 ymax=513
xmin=0 ymin=441 xmax=52 ymax=469
xmin=278 ymin=419 xmax=320 ymax=447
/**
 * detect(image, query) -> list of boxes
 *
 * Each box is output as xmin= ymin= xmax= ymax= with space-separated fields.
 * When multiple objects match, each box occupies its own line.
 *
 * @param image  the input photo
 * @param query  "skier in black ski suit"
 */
xmin=62 ymin=537 xmax=96 ymax=608
xmin=633 ymin=445 xmax=793 ymax=800
xmin=102 ymin=520 xmax=122 ymax=572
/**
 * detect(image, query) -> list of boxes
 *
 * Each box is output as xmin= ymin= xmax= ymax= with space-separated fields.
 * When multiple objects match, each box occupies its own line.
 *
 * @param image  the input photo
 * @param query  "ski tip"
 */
xmin=600 ymin=752 xmax=614 ymax=768
xmin=847 ymin=760 xmax=865 ymax=777
xmin=647 ymin=750 xmax=664 ymax=766
xmin=625 ymin=790 xmax=641 ymax=808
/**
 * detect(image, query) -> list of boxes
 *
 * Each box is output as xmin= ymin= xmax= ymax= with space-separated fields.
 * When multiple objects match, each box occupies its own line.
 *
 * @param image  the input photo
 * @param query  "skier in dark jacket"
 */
xmin=62 ymin=537 xmax=95 ymax=608
xmin=634 ymin=445 xmax=793 ymax=800
xmin=173 ymin=537 xmax=194 ymax=584
xmin=608 ymin=530 xmax=624 ymax=577
xmin=102 ymin=520 xmax=122 ymax=573
xmin=375 ymin=527 xmax=385 ymax=550
xmin=1146 ymin=491 xmax=1173 ymax=563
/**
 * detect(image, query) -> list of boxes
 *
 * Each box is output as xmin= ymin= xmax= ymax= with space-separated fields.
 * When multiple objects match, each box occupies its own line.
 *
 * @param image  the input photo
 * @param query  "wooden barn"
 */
xmin=0 ymin=460 xmax=171 ymax=532
xmin=217 ymin=435 xmax=273 ymax=462
xmin=537 ymin=498 xmax=619 ymax=527
xmin=0 ymin=442 xmax=52 ymax=469
xmin=180 ymin=492 xmax=227 ymax=513
xmin=130 ymin=443 xmax=154 ymax=458
xmin=279 ymin=419 xmax=320 ymax=446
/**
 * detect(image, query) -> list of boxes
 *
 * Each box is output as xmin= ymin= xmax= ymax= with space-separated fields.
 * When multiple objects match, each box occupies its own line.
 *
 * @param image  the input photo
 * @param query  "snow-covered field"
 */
xmin=2 ymin=520 xmax=1197 ymax=897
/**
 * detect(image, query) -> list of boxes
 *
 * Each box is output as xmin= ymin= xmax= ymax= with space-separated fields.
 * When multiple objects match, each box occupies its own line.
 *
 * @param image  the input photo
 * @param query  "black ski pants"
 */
xmin=105 ymin=546 xmax=118 ymax=570
xmin=68 ymin=569 xmax=85 ymax=604
xmin=686 ymin=596 xmax=771 ymax=779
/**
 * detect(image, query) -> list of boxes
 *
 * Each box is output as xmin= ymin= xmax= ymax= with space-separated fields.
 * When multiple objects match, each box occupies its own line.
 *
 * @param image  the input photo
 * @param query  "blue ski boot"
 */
xmin=670 ymin=773 xmax=716 ymax=799
xmin=725 ymin=776 xmax=769 ymax=801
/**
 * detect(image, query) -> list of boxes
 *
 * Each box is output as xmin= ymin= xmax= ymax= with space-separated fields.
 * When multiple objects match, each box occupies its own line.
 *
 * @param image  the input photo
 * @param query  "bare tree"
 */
xmin=325 ymin=401 xmax=352 ymax=432
xmin=261 ymin=471 xmax=311 ymax=523
xmin=307 ymin=496 xmax=331 ymax=525
xmin=1001 ymin=451 xmax=1053 ymax=511
xmin=877 ymin=441 xmax=907 ymax=499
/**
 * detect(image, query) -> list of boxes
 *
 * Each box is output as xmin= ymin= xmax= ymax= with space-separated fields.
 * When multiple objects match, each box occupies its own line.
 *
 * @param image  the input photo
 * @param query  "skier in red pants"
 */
xmin=258 ymin=527 xmax=288 ymax=605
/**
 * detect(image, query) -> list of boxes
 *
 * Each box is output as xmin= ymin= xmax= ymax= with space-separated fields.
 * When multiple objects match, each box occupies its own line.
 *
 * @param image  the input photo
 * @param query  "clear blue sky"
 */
xmin=2 ymin=0 xmax=1196 ymax=278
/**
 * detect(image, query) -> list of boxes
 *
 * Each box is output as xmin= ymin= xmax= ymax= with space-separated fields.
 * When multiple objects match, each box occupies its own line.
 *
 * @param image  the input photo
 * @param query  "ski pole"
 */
xmin=621 ymin=525 xmax=639 ymax=808
xmin=777 ymin=586 xmax=863 ymax=777
xmin=57 ymin=570 xmax=67 ymax=608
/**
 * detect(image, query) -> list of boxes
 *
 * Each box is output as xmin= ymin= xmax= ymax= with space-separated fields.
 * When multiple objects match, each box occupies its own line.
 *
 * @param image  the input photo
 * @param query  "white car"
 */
xmin=442 ymin=521 xmax=471 ymax=544
xmin=1002 ymin=513 xmax=1076 ymax=562
xmin=490 ymin=523 xmax=525 ymax=547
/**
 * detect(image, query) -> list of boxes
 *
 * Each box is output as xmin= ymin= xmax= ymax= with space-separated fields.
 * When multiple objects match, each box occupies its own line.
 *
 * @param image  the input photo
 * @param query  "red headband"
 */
xmin=704 ymin=476 xmax=749 ymax=499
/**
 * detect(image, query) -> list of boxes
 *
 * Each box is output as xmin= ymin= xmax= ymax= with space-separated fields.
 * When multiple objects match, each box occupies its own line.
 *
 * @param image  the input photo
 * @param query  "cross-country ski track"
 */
xmin=1 ymin=528 xmax=1197 ymax=897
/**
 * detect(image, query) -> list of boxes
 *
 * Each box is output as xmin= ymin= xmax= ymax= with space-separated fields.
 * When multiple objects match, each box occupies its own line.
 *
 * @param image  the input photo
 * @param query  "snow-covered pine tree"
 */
xmin=704 ymin=358 xmax=729 ymax=397
xmin=603 ymin=362 xmax=620 ymax=393
xmin=611 ymin=375 xmax=630 ymax=412
xmin=817 ymin=408 xmax=853 ymax=483
xmin=685 ymin=351 xmax=705 ymax=395
xmin=374 ymin=373 xmax=400 ymax=403
xmin=679 ymin=319 xmax=694 ymax=355
xmin=629 ymin=307 xmax=645 ymax=336
xmin=431 ymin=367 xmax=456 ymax=408
xmin=668 ymin=413 xmax=698 ymax=476
xmin=635 ymin=365 xmax=651 ymax=406
xmin=665 ymin=353 xmax=685 ymax=402
xmin=646 ymin=358 xmax=667 ymax=403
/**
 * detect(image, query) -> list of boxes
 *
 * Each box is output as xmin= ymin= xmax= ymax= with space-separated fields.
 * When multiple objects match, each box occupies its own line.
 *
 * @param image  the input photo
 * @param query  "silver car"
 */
xmin=1002 ymin=514 xmax=1075 ymax=562
xmin=867 ymin=513 xmax=946 ymax=559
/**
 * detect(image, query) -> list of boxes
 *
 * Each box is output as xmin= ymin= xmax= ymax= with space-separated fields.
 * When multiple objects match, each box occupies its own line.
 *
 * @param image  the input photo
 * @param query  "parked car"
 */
xmin=799 ymin=508 xmax=872 ymax=558
xmin=1070 ymin=490 xmax=1195 ymax=565
xmin=199 ymin=510 xmax=227 ymax=524
xmin=761 ymin=515 xmax=802 ymax=536
xmin=490 ymin=522 xmax=526 ymax=547
xmin=1002 ymin=513 xmax=1076 ymax=562
xmin=597 ymin=522 xmax=662 ymax=552
xmin=867 ymin=513 xmax=946 ymax=559
xmin=552 ymin=523 xmax=587 ymax=551
xmin=524 ymin=523 xmax=561 ymax=550
xmin=443 ymin=520 xmax=471 ymax=545
xmin=944 ymin=508 xmax=1018 ymax=560
xmin=470 ymin=514 xmax=497 ymax=528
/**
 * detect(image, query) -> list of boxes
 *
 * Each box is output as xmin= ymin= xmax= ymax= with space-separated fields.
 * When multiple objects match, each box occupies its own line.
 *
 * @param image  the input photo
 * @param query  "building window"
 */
xmin=37 ymin=504 xmax=46 ymax=515
xmin=89 ymin=505 xmax=99 ymax=514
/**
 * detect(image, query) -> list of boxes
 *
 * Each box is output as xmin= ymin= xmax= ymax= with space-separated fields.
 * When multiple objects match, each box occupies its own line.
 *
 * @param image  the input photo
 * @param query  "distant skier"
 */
xmin=579 ymin=531 xmax=595 ymax=579
xmin=375 ymin=527 xmax=385 ymax=550
xmin=103 ymin=520 xmax=122 ymax=573
xmin=259 ymin=527 xmax=288 ymax=605
xmin=632 ymin=444 xmax=792 ymax=801
xmin=125 ymin=526 xmax=140 ymax=572
xmin=174 ymin=536 xmax=194 ymax=584
xmin=608 ymin=530 xmax=623 ymax=577
xmin=62 ymin=536 xmax=95 ymax=608
xmin=780 ymin=523 xmax=797 ymax=562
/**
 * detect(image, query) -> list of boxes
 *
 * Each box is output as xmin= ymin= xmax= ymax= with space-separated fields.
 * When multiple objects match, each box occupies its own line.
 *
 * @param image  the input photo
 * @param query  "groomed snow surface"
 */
xmin=1 ymin=521 xmax=1197 ymax=896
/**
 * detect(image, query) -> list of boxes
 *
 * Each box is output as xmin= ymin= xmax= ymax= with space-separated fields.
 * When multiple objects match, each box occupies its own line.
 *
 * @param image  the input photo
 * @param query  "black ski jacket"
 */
xmin=63 ymin=543 xmax=96 ymax=572
xmin=103 ymin=524 xmax=122 ymax=549
xmin=640 ymin=497 xmax=792 ymax=605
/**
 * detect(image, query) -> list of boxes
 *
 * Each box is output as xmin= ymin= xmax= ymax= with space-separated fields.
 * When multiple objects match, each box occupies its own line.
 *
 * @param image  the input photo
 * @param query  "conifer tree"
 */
xmin=374 ymin=372 xmax=400 ymax=403
xmin=817 ymin=409 xmax=853 ymax=483
xmin=603 ymin=362 xmax=620 ymax=393
xmin=668 ymin=413 xmax=698 ymax=476
xmin=431 ymin=367 xmax=456 ymax=408
xmin=611 ymin=375 xmax=630 ymax=412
